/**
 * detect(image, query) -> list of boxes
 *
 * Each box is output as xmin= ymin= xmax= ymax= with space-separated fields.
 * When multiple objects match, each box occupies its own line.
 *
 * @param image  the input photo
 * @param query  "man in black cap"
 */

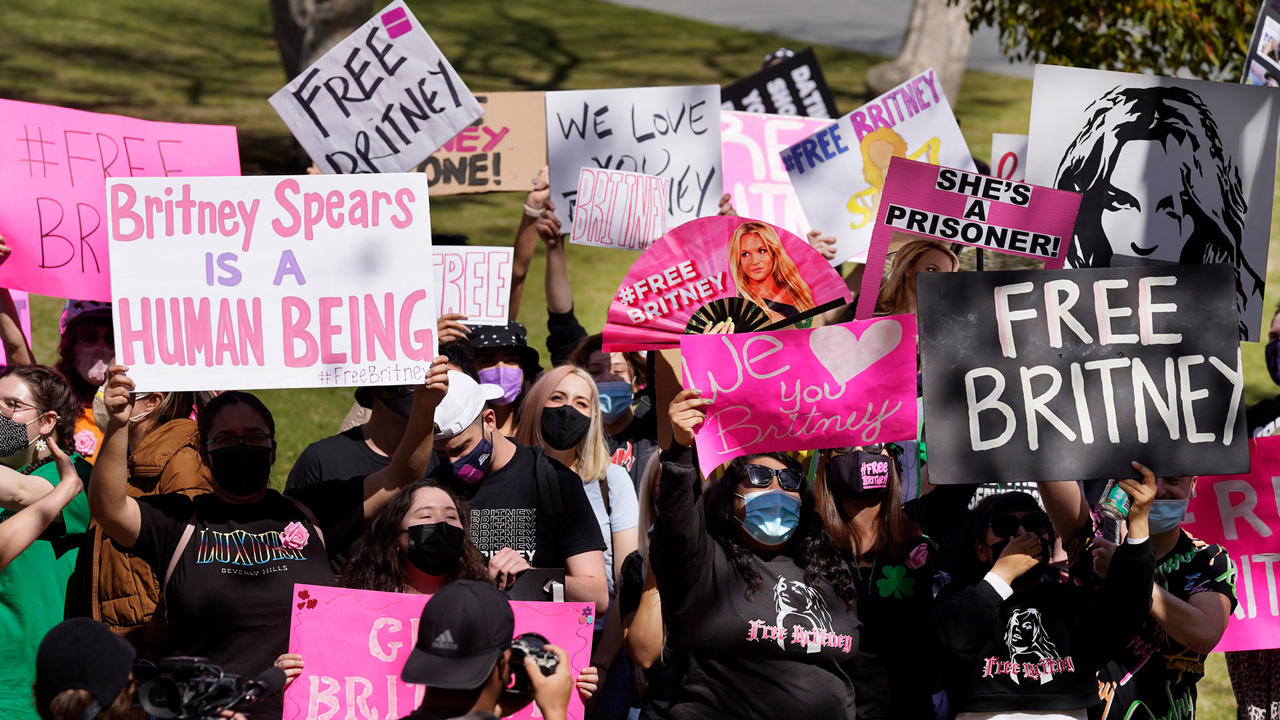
xmin=400 ymin=580 xmax=573 ymax=720
xmin=35 ymin=617 xmax=137 ymax=720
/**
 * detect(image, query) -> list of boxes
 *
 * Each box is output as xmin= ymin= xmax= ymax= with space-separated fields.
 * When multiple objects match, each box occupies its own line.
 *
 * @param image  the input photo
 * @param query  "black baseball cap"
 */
xmin=354 ymin=385 xmax=416 ymax=417
xmin=35 ymin=618 xmax=136 ymax=713
xmin=401 ymin=580 xmax=515 ymax=689
xmin=468 ymin=322 xmax=542 ymax=377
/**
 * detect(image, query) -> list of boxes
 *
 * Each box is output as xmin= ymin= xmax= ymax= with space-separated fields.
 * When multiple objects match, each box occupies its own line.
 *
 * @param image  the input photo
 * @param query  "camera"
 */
xmin=505 ymin=633 xmax=559 ymax=695
xmin=133 ymin=657 xmax=284 ymax=720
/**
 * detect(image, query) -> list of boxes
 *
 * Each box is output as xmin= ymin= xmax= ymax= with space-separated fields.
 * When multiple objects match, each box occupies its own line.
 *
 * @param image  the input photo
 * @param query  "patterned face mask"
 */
xmin=0 ymin=412 xmax=38 ymax=458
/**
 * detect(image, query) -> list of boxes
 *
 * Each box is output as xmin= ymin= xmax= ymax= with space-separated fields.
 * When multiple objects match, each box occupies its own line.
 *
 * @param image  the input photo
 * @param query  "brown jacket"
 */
xmin=88 ymin=419 xmax=211 ymax=646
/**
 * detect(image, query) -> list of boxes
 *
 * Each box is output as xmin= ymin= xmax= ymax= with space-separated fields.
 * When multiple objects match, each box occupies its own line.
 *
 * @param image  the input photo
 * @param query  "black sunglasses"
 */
xmin=743 ymin=464 xmax=804 ymax=492
xmin=988 ymin=511 xmax=1051 ymax=539
xmin=832 ymin=443 xmax=903 ymax=456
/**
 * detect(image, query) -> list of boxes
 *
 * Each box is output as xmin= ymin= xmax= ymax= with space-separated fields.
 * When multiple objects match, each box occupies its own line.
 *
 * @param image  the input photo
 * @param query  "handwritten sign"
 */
xmin=569 ymin=168 xmax=667 ymax=250
xmin=990 ymin=133 xmax=1027 ymax=181
xmin=421 ymin=92 xmax=547 ymax=195
xmin=1183 ymin=436 xmax=1280 ymax=651
xmin=431 ymin=246 xmax=513 ymax=325
xmin=681 ymin=317 xmax=917 ymax=477
xmin=720 ymin=48 xmax=838 ymax=119
xmin=720 ymin=111 xmax=832 ymax=238
xmin=283 ymin=584 xmax=594 ymax=720
xmin=106 ymin=173 xmax=435 ymax=391
xmin=783 ymin=68 xmax=974 ymax=265
xmin=0 ymin=291 xmax=31 ymax=365
xmin=269 ymin=0 xmax=483 ymax=174
xmin=545 ymin=85 xmax=722 ymax=229
xmin=0 ymin=100 xmax=240 ymax=300
xmin=917 ymin=264 xmax=1248 ymax=483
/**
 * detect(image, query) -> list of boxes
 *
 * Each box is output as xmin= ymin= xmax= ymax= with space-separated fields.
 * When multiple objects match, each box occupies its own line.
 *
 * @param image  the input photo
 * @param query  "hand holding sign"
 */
xmin=669 ymin=388 xmax=711 ymax=447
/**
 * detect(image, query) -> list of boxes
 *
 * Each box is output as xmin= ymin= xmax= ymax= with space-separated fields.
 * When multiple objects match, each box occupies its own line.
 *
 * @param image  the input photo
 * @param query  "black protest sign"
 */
xmin=720 ymin=48 xmax=838 ymax=119
xmin=917 ymin=264 xmax=1248 ymax=484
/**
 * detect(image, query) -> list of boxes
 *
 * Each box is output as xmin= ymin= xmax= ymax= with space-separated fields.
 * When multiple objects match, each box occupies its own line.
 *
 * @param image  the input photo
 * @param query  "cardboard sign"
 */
xmin=1026 ymin=64 xmax=1280 ymax=341
xmin=720 ymin=111 xmax=833 ymax=238
xmin=1245 ymin=0 xmax=1280 ymax=86
xmin=1184 ymin=436 xmax=1280 ymax=651
xmin=855 ymin=158 xmax=1079 ymax=320
xmin=783 ymin=68 xmax=975 ymax=265
xmin=569 ymin=168 xmax=667 ymax=250
xmin=421 ymin=92 xmax=547 ymax=195
xmin=269 ymin=0 xmax=484 ymax=174
xmin=283 ymin=584 xmax=594 ymax=720
xmin=0 ymin=100 xmax=240 ymax=301
xmin=106 ymin=174 xmax=435 ymax=391
xmin=720 ymin=48 xmax=838 ymax=119
xmin=545 ymin=85 xmax=722 ymax=229
xmin=0 ymin=291 xmax=31 ymax=365
xmin=681 ymin=316 xmax=917 ymax=477
xmin=917 ymin=264 xmax=1248 ymax=484
xmin=990 ymin=133 xmax=1027 ymax=181
xmin=431 ymin=246 xmax=512 ymax=325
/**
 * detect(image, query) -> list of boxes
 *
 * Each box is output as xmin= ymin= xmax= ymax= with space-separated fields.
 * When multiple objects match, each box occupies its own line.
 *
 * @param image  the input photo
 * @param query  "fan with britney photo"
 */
xmin=603 ymin=216 xmax=853 ymax=351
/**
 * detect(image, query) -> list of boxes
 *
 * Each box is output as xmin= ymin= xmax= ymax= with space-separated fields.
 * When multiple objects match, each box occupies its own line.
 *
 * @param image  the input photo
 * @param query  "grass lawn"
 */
xmin=1 ymin=2 xmax=1266 ymax=714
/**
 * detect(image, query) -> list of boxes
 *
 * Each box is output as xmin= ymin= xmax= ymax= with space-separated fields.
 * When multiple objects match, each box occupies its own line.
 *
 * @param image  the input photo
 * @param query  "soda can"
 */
xmin=1098 ymin=479 xmax=1131 ymax=520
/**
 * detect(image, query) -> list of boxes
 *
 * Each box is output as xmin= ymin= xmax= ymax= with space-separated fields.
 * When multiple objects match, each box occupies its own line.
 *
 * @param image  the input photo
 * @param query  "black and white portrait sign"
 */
xmin=917 ymin=264 xmax=1248 ymax=484
xmin=1025 ymin=64 xmax=1280 ymax=341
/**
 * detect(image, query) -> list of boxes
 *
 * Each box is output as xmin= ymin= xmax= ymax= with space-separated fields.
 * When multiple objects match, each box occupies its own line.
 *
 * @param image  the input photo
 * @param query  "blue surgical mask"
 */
xmin=735 ymin=490 xmax=801 ymax=546
xmin=1148 ymin=498 xmax=1188 ymax=534
xmin=597 ymin=381 xmax=633 ymax=423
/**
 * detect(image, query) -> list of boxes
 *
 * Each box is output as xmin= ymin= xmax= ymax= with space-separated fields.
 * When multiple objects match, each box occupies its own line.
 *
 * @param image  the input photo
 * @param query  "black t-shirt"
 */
xmin=1246 ymin=396 xmax=1280 ymax=438
xmin=285 ymin=426 xmax=390 ymax=491
xmin=606 ymin=410 xmax=658 ymax=490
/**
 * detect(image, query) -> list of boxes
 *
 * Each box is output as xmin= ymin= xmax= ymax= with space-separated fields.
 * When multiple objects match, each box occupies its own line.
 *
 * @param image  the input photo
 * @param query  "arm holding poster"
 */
xmin=360 ymin=357 xmax=450 ymax=519
xmin=510 ymin=168 xmax=551 ymax=320
xmin=0 ymin=238 xmax=35 ymax=365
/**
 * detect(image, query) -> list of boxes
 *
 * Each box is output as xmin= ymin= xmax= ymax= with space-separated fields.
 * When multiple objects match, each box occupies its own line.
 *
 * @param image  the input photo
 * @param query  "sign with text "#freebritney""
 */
xmin=107 ymin=173 xmax=436 ymax=391
xmin=917 ymin=264 xmax=1247 ymax=483
xmin=570 ymin=167 xmax=667 ymax=250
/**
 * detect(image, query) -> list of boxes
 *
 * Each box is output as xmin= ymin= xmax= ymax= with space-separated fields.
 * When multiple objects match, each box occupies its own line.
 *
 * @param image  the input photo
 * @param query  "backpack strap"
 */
xmin=598 ymin=472 xmax=612 ymax=518
xmin=286 ymin=496 xmax=326 ymax=549
xmin=530 ymin=447 xmax=565 ymax=518
xmin=163 ymin=512 xmax=198 ymax=590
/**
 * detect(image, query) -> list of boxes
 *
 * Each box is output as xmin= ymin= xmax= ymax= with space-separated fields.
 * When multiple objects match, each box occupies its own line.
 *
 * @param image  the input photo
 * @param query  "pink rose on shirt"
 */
xmin=73 ymin=429 xmax=97 ymax=455
xmin=905 ymin=542 xmax=929 ymax=570
xmin=281 ymin=521 xmax=310 ymax=550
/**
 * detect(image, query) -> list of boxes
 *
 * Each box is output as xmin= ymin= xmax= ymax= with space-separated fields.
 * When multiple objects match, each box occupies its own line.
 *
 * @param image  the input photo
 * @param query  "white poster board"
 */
xmin=990 ymin=133 xmax=1027 ymax=181
xmin=431 ymin=246 xmax=513 ymax=325
xmin=570 ymin=168 xmax=667 ymax=251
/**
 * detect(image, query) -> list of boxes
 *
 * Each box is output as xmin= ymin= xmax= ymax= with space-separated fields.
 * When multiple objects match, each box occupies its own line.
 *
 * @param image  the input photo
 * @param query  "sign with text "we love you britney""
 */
xmin=107 ymin=174 xmax=436 ymax=391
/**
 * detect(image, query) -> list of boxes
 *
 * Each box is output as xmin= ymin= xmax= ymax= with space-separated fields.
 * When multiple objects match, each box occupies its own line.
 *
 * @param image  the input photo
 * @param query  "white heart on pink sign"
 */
xmin=808 ymin=320 xmax=902 ymax=385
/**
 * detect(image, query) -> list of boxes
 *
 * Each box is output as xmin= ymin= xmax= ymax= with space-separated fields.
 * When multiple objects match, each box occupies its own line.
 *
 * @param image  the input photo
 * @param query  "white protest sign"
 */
xmin=545 ymin=85 xmax=722 ymax=230
xmin=782 ymin=68 xmax=975 ymax=265
xmin=569 ymin=168 xmax=667 ymax=251
xmin=269 ymin=0 xmax=484 ymax=174
xmin=990 ymin=133 xmax=1027 ymax=181
xmin=107 ymin=174 xmax=436 ymax=391
xmin=431 ymin=246 xmax=513 ymax=325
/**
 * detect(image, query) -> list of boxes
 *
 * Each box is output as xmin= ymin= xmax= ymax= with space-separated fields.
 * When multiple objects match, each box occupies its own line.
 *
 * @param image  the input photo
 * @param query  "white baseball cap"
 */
xmin=434 ymin=371 xmax=504 ymax=440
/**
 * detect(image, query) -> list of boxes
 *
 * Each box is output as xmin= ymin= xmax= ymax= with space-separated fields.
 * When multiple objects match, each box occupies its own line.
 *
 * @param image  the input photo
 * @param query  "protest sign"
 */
xmin=545 ymin=85 xmax=722 ymax=229
xmin=1025 ymin=64 xmax=1280 ymax=341
xmin=917 ymin=264 xmax=1248 ymax=484
xmin=283 ymin=584 xmax=594 ymax=720
xmin=431 ymin=246 xmax=512 ymax=325
xmin=720 ymin=48 xmax=838 ymax=119
xmin=855 ymin=158 xmax=1079 ymax=320
xmin=0 ymin=100 xmax=240 ymax=301
xmin=1183 ymin=436 xmax=1280 ymax=651
xmin=269 ymin=0 xmax=484 ymax=174
xmin=783 ymin=67 xmax=975 ymax=266
xmin=421 ymin=92 xmax=546 ymax=195
xmin=106 ymin=173 xmax=435 ymax=391
xmin=990 ymin=133 xmax=1027 ymax=181
xmin=681 ymin=316 xmax=917 ymax=477
xmin=1245 ymin=0 xmax=1280 ymax=86
xmin=720 ymin=111 xmax=832 ymax=238
xmin=602 ymin=216 xmax=852 ymax=351
xmin=0 ymin=291 xmax=31 ymax=365
xmin=570 ymin=168 xmax=667 ymax=250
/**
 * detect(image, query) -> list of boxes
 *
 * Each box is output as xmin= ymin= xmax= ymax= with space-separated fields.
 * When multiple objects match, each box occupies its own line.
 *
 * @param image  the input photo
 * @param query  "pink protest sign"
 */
xmin=0 ymin=99 xmax=240 ymax=300
xmin=1183 ymin=436 xmax=1280 ymax=651
xmin=283 ymin=584 xmax=595 ymax=720
xmin=855 ymin=157 xmax=1080 ymax=320
xmin=680 ymin=316 xmax=917 ymax=477
xmin=0 ymin=291 xmax=32 ymax=365
xmin=720 ymin=111 xmax=833 ymax=238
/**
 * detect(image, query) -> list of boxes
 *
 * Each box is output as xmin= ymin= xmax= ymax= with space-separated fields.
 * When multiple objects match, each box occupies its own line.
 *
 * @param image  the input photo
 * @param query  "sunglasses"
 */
xmin=743 ymin=464 xmax=803 ymax=492
xmin=832 ymin=443 xmax=903 ymax=457
xmin=988 ymin=511 xmax=1051 ymax=539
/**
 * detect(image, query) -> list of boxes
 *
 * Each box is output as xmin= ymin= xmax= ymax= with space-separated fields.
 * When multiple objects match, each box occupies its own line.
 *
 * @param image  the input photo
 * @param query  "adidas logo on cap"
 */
xmin=431 ymin=629 xmax=458 ymax=651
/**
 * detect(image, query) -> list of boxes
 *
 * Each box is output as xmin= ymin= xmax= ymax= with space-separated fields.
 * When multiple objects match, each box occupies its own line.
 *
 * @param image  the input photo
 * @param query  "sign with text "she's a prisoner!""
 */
xmin=917 ymin=264 xmax=1247 ymax=483
xmin=107 ymin=174 xmax=436 ymax=391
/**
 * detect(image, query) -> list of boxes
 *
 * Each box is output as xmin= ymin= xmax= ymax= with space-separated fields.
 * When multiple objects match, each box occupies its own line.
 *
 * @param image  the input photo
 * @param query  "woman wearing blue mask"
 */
xmin=652 ymin=389 xmax=860 ymax=719
xmin=571 ymin=334 xmax=657 ymax=492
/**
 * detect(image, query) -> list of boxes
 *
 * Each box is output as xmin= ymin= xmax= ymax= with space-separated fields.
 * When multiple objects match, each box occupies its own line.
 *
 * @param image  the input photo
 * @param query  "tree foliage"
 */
xmin=954 ymin=0 xmax=1256 ymax=80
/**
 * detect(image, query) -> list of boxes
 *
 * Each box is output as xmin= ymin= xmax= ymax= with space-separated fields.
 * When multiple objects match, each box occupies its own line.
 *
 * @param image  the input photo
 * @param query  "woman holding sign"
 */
xmin=729 ymin=221 xmax=815 ymax=324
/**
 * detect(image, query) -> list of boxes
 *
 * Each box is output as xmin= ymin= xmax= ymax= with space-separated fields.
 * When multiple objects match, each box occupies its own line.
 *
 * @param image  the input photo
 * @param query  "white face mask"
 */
xmin=128 ymin=393 xmax=155 ymax=423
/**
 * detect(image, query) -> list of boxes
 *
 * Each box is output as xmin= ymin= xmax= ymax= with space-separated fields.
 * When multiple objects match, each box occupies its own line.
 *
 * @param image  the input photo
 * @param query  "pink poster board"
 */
xmin=0 ymin=99 xmax=240 ymax=300
xmin=0 ymin=290 xmax=31 ymax=365
xmin=680 ymin=316 xmax=917 ymax=477
xmin=284 ymin=584 xmax=594 ymax=720
xmin=1183 ymin=436 xmax=1280 ymax=651
xmin=855 ymin=157 xmax=1081 ymax=320
xmin=720 ymin=111 xmax=833 ymax=238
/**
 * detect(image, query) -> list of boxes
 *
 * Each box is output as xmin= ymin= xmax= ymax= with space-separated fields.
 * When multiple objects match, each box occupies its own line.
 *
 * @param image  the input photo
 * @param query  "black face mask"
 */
xmin=827 ymin=451 xmax=891 ymax=499
xmin=404 ymin=522 xmax=466 ymax=576
xmin=540 ymin=405 xmax=591 ymax=451
xmin=1267 ymin=340 xmax=1280 ymax=386
xmin=989 ymin=536 xmax=1053 ymax=591
xmin=208 ymin=444 xmax=273 ymax=497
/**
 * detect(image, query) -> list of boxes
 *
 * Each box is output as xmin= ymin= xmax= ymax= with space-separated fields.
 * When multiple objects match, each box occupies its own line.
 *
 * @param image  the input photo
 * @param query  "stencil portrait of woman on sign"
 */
xmin=729 ymin=220 xmax=815 ymax=324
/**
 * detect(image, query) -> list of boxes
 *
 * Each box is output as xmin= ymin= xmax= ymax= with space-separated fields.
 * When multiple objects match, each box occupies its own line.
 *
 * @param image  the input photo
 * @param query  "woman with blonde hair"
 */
xmin=875 ymin=237 xmax=958 ymax=315
xmin=729 ymin=221 xmax=815 ymax=324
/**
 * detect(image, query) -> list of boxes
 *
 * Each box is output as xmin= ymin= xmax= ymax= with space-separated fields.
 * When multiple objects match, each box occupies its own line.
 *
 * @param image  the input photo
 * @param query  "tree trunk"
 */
xmin=269 ymin=0 xmax=375 ymax=81
xmin=866 ymin=0 xmax=973 ymax=103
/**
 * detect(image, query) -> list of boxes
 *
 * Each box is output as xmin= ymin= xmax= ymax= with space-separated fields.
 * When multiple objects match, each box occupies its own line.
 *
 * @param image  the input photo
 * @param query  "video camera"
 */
xmin=133 ymin=658 xmax=285 ymax=720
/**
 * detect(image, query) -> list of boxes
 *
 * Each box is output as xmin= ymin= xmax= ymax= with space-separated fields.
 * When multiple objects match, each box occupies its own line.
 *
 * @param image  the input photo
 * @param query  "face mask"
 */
xmin=989 ymin=535 xmax=1053 ymax=591
xmin=735 ymin=489 xmax=801 ymax=546
xmin=74 ymin=342 xmax=113 ymax=386
xmin=827 ymin=451 xmax=891 ymax=499
xmin=478 ymin=366 xmax=523 ymax=406
xmin=1148 ymin=498 xmax=1188 ymax=534
xmin=450 ymin=432 xmax=494 ymax=484
xmin=597 ymin=381 xmax=633 ymax=424
xmin=0 ymin=413 xmax=38 ymax=458
xmin=404 ymin=521 xmax=466 ymax=576
xmin=129 ymin=393 xmax=155 ymax=424
xmin=1267 ymin=340 xmax=1280 ymax=386
xmin=540 ymin=405 xmax=591 ymax=451
xmin=208 ymin=444 xmax=273 ymax=497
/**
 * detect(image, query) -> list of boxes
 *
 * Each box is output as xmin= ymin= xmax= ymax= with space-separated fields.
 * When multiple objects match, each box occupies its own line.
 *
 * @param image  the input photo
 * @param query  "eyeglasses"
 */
xmin=71 ymin=325 xmax=112 ymax=345
xmin=743 ymin=464 xmax=803 ymax=492
xmin=0 ymin=396 xmax=38 ymax=419
xmin=988 ymin=511 xmax=1051 ymax=539
xmin=205 ymin=432 xmax=274 ymax=451
xmin=831 ymin=443 xmax=903 ymax=456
